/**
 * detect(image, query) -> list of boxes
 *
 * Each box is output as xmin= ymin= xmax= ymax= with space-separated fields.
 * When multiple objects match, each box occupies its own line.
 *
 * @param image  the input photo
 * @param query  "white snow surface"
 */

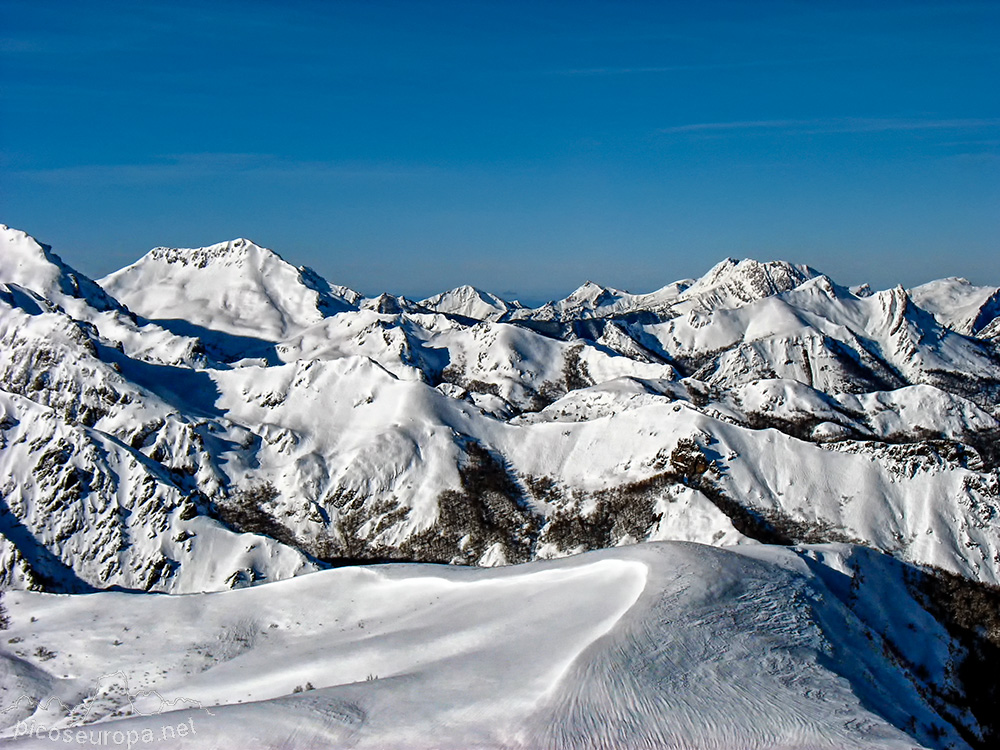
xmin=99 ymin=239 xmax=358 ymax=346
xmin=0 ymin=542 xmax=974 ymax=749
xmin=909 ymin=277 xmax=1000 ymax=336
xmin=503 ymin=259 xmax=818 ymax=322
xmin=2 ymin=225 xmax=998 ymax=748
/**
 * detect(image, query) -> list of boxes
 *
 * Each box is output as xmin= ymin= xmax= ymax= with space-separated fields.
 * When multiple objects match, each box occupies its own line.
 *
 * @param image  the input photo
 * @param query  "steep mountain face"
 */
xmin=1 ymin=224 xmax=999 ymax=600
xmin=632 ymin=277 xmax=1000 ymax=405
xmin=670 ymin=257 xmax=820 ymax=313
xmin=0 ymin=227 xmax=314 ymax=592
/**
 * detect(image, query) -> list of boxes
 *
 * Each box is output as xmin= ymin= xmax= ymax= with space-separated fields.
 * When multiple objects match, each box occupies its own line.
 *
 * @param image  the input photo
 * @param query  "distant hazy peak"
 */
xmin=564 ymin=280 xmax=627 ymax=302
xmin=424 ymin=284 xmax=506 ymax=303
xmin=420 ymin=284 xmax=520 ymax=320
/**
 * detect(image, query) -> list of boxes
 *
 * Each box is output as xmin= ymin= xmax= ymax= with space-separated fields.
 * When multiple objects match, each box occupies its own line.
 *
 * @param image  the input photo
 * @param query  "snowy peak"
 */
xmin=100 ymin=238 xmax=359 ymax=344
xmin=909 ymin=276 xmax=1000 ymax=336
xmin=541 ymin=280 xmax=635 ymax=320
xmin=419 ymin=285 xmax=518 ymax=320
xmin=567 ymin=279 xmax=606 ymax=297
xmin=506 ymin=281 xmax=641 ymax=323
xmin=500 ymin=259 xmax=821 ymax=325
xmin=4 ymin=222 xmax=1000 ymax=602
xmin=0 ymin=224 xmax=66 ymax=293
xmin=361 ymin=292 xmax=408 ymax=315
xmin=0 ymin=224 xmax=122 ymax=315
xmin=681 ymin=257 xmax=820 ymax=308
xmin=564 ymin=280 xmax=624 ymax=307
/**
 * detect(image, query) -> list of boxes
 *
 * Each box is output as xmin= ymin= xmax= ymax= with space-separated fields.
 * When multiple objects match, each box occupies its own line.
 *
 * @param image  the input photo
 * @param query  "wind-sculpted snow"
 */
xmin=0 ymin=543 xmax=991 ymax=748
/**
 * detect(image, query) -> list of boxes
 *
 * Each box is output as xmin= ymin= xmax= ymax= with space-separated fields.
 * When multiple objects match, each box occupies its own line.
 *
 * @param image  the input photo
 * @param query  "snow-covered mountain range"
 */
xmin=2 ymin=223 xmax=1000 ymax=747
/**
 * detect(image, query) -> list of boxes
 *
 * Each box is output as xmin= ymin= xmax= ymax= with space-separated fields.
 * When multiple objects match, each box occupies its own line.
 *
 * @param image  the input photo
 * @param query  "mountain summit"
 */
xmin=100 ymin=238 xmax=359 ymax=343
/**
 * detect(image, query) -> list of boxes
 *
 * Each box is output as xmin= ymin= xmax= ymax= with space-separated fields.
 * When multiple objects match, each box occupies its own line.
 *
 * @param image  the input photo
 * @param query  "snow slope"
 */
xmin=0 ymin=226 xmax=122 ymax=319
xmin=0 ymin=542 xmax=984 ymax=749
xmin=910 ymin=277 xmax=1000 ymax=336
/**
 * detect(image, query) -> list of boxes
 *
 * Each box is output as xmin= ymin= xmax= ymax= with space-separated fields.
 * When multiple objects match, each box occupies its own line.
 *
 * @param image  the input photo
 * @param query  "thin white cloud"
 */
xmin=833 ymin=118 xmax=1000 ymax=133
xmin=660 ymin=119 xmax=817 ymax=134
xmin=5 ymin=154 xmax=439 ymax=185
xmin=660 ymin=117 xmax=1000 ymax=135
xmin=552 ymin=58 xmax=843 ymax=76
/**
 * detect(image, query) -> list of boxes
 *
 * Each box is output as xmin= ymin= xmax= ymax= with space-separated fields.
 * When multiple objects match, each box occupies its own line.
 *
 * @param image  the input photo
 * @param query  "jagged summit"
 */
xmin=681 ymin=257 xmax=820 ymax=305
xmin=361 ymin=291 xmax=407 ymax=315
xmin=500 ymin=260 xmax=820 ymax=324
xmin=145 ymin=237 xmax=280 ymax=268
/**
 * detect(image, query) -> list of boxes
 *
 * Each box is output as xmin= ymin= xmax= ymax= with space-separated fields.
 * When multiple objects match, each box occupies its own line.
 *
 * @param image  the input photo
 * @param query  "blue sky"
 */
xmin=1 ymin=0 xmax=997 ymax=302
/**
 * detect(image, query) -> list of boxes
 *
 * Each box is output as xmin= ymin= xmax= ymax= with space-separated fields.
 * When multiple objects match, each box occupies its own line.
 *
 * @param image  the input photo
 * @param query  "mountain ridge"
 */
xmin=1 ymin=224 xmax=998 ymax=594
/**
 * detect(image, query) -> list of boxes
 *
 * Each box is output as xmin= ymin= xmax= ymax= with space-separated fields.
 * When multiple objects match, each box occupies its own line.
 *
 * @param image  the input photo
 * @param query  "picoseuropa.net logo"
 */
xmin=13 ymin=718 xmax=196 ymax=748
